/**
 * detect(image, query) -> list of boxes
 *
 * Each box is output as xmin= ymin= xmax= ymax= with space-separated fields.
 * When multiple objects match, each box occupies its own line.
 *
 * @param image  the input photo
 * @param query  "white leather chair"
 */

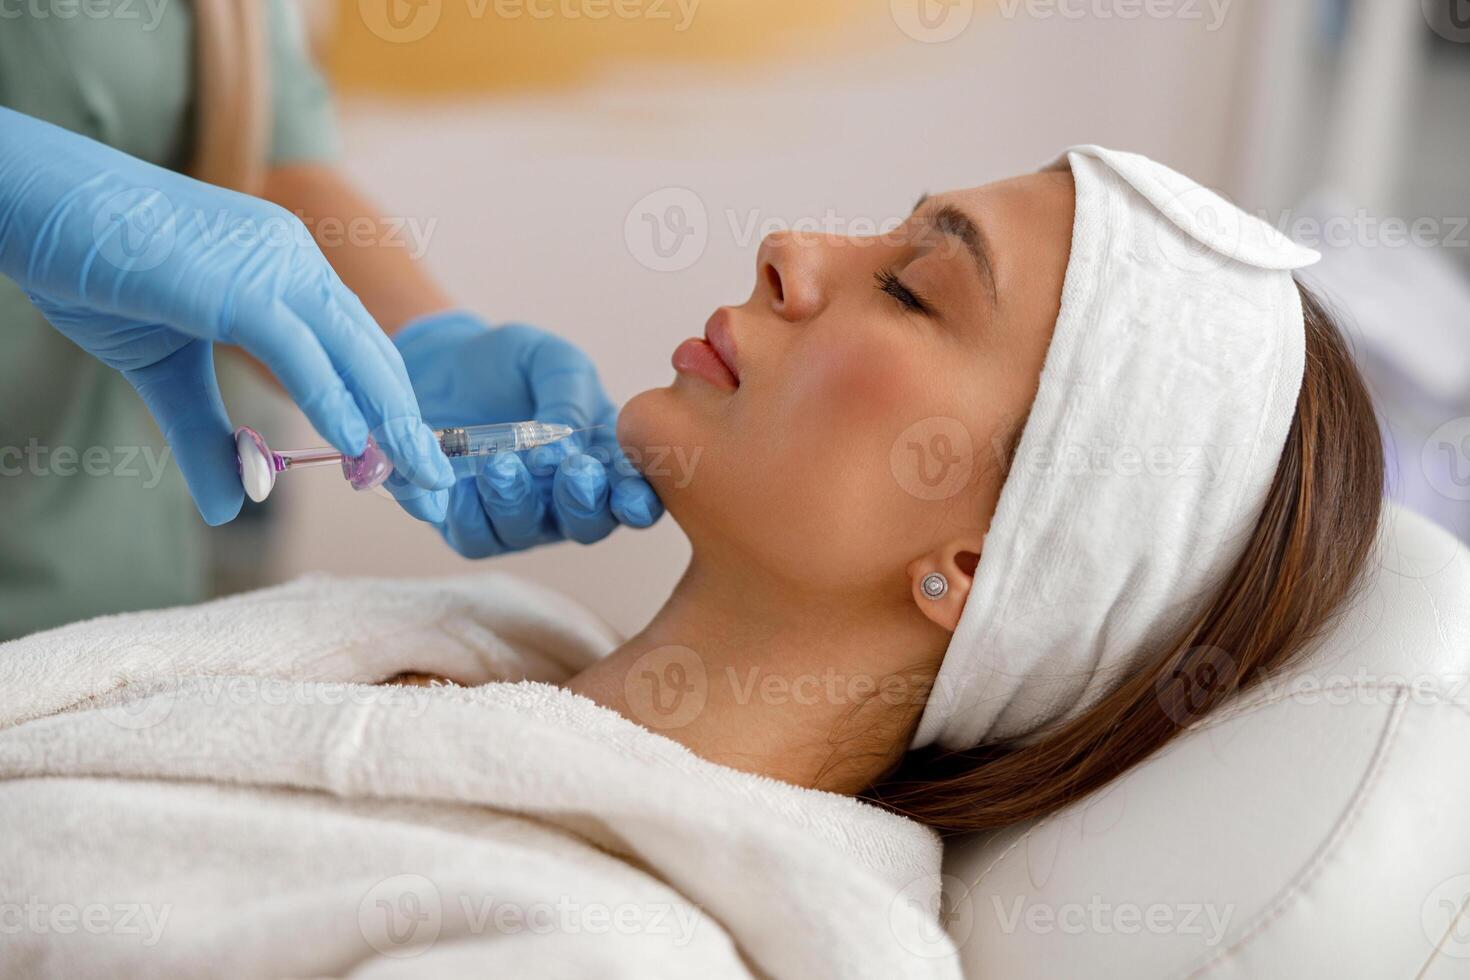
xmin=942 ymin=504 xmax=1470 ymax=978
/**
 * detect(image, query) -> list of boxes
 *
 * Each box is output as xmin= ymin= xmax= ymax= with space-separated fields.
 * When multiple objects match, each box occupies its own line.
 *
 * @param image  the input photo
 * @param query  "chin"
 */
xmin=617 ymin=386 xmax=670 ymax=456
xmin=617 ymin=385 xmax=709 ymax=511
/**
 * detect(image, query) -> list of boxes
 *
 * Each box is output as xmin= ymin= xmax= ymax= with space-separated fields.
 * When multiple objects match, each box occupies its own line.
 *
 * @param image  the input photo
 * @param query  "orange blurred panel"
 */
xmin=332 ymin=0 xmax=883 ymax=95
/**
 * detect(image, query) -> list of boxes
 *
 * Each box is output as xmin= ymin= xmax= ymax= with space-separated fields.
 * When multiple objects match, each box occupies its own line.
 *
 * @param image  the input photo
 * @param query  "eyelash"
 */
xmin=874 ymin=268 xmax=934 ymax=317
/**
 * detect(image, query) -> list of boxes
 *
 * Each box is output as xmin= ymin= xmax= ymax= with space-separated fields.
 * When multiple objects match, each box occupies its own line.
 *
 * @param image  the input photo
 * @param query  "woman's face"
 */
xmin=619 ymin=172 xmax=1076 ymax=595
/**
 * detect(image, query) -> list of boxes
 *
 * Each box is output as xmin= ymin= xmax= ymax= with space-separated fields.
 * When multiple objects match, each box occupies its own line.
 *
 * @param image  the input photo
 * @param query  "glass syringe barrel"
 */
xmin=436 ymin=422 xmax=575 ymax=459
xmin=236 ymin=420 xmax=577 ymax=501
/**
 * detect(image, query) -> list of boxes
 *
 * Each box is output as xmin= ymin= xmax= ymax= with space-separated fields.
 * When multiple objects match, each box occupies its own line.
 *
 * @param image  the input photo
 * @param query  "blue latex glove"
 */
xmin=393 ymin=311 xmax=663 ymax=557
xmin=0 ymin=108 xmax=453 ymax=525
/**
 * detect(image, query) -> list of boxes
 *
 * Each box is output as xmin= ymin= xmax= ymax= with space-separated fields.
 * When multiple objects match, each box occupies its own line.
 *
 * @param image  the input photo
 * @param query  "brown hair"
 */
xmin=868 ymin=280 xmax=1384 ymax=834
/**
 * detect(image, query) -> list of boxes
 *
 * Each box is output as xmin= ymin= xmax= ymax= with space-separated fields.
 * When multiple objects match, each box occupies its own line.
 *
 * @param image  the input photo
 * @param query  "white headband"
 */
xmin=912 ymin=146 xmax=1321 ymax=751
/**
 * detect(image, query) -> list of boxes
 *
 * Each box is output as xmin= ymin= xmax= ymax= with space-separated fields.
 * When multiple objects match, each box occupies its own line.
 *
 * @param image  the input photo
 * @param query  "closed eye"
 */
xmin=874 ymin=268 xmax=934 ymax=317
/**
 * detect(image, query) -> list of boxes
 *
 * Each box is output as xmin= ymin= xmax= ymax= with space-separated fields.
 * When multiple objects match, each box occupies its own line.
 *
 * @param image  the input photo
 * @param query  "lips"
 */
xmin=703 ymin=309 xmax=740 ymax=383
xmin=671 ymin=308 xmax=740 ymax=390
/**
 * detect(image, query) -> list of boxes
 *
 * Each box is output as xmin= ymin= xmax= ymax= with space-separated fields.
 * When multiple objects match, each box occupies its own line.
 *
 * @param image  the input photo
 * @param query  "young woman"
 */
xmin=568 ymin=146 xmax=1383 ymax=832
xmin=0 ymin=146 xmax=1384 ymax=977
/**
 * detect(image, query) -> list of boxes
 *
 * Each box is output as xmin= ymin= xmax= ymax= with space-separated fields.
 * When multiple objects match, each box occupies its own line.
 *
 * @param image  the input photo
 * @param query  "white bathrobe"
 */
xmin=0 ymin=573 xmax=960 ymax=979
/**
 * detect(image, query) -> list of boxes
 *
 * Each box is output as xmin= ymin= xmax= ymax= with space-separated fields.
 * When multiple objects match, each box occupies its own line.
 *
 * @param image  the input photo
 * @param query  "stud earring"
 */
xmin=920 ymin=572 xmax=949 ymax=601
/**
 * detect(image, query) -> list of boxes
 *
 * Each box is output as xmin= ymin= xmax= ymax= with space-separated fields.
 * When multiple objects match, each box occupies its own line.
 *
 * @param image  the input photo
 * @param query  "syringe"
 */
xmin=435 ymin=422 xmax=573 ymax=459
xmin=235 ymin=421 xmax=575 ymax=503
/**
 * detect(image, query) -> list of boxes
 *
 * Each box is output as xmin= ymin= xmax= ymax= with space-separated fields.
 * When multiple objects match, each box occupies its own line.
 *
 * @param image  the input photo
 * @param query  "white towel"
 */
xmin=0 ymin=574 xmax=957 ymax=979
xmin=914 ymin=146 xmax=1322 ymax=750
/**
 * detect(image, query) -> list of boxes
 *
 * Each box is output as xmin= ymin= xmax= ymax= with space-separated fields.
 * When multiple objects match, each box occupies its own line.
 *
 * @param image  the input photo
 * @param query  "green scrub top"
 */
xmin=0 ymin=0 xmax=340 ymax=640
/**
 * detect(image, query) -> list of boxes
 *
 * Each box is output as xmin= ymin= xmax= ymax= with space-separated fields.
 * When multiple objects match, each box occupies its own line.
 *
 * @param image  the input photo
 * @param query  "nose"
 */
xmin=756 ymin=230 xmax=831 ymax=323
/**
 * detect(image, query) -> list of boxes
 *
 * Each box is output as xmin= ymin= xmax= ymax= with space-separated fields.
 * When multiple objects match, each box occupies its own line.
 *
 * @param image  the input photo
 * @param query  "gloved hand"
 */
xmin=0 ymin=107 xmax=453 ymax=525
xmin=393 ymin=311 xmax=663 ymax=557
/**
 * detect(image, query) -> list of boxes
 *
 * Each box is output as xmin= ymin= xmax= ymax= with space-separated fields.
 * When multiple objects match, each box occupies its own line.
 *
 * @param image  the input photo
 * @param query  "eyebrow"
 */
xmin=912 ymin=194 xmax=999 ymax=307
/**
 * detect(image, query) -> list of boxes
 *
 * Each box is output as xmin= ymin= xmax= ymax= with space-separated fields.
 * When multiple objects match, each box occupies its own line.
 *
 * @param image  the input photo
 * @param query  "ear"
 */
xmin=906 ymin=536 xmax=984 ymax=633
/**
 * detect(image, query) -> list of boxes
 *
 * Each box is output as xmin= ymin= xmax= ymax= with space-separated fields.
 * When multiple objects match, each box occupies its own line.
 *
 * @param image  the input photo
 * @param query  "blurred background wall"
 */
xmin=233 ymin=0 xmax=1470 ymax=635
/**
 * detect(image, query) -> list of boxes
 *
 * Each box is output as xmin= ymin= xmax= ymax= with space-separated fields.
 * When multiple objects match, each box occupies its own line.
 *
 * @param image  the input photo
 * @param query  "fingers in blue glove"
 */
xmin=382 ymin=470 xmax=449 ymax=524
xmin=439 ymin=478 xmax=506 ymax=559
xmin=583 ymin=407 xmax=664 ymax=529
xmin=229 ymin=306 xmax=371 ymax=455
xmin=611 ymin=475 xmax=664 ymax=528
xmin=476 ymin=452 xmax=551 ymax=551
xmin=234 ymin=272 xmax=452 ymax=499
xmin=122 ymin=338 xmax=242 ymax=526
xmin=517 ymin=329 xmax=609 ymax=436
xmin=309 ymin=284 xmax=455 ymax=494
xmin=519 ymin=330 xmax=664 ymax=532
xmin=553 ymin=454 xmax=616 ymax=545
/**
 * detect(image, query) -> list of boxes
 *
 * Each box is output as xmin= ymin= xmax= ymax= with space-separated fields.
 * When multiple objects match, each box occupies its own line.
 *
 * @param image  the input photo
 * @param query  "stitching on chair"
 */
xmin=1193 ymin=679 xmax=1466 ymax=733
xmin=971 ymin=824 xmax=1043 ymax=889
xmin=1181 ymin=688 xmax=1413 ymax=978
xmin=959 ymin=776 xmax=1133 ymax=902
xmin=956 ymin=684 xmax=1408 ymax=897
xmin=953 ymin=809 xmax=1084 ymax=918
xmin=949 ymin=691 xmax=1470 ymax=970
xmin=962 ymin=683 xmax=1458 ymax=889
xmin=1418 ymin=888 xmax=1470 ymax=980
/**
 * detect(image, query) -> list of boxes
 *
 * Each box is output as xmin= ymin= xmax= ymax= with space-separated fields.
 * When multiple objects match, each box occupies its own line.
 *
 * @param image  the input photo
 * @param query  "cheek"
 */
xmin=784 ymin=329 xmax=921 ymax=433
xmin=760 ymin=330 xmax=947 ymax=560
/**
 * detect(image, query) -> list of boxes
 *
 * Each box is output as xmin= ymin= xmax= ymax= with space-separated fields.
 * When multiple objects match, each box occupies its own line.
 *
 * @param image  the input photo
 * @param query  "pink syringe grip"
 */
xmin=342 ymin=435 xmax=394 ymax=491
